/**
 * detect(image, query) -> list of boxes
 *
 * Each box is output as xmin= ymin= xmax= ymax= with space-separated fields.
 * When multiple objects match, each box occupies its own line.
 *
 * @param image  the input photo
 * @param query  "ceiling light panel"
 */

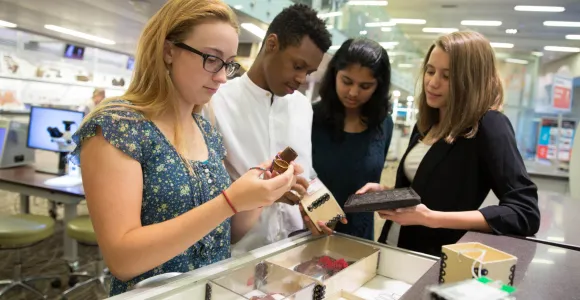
xmin=391 ymin=19 xmax=426 ymax=25
xmin=44 ymin=24 xmax=115 ymax=45
xmin=505 ymin=58 xmax=528 ymax=65
xmin=423 ymin=27 xmax=458 ymax=33
xmin=543 ymin=21 xmax=580 ymax=27
xmin=347 ymin=0 xmax=388 ymax=6
xmin=566 ymin=35 xmax=580 ymax=40
xmin=544 ymin=46 xmax=580 ymax=52
xmin=461 ymin=20 xmax=502 ymax=26
xmin=490 ymin=42 xmax=514 ymax=48
xmin=514 ymin=6 xmax=565 ymax=12
xmin=240 ymin=23 xmax=266 ymax=39
xmin=365 ymin=21 xmax=395 ymax=27
xmin=318 ymin=11 xmax=343 ymax=18
xmin=380 ymin=41 xmax=399 ymax=49
xmin=0 ymin=20 xmax=17 ymax=28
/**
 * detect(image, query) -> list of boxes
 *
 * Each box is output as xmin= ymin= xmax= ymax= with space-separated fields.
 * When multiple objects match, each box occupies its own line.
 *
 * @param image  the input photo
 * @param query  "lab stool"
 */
xmin=0 ymin=214 xmax=62 ymax=299
xmin=61 ymin=215 xmax=110 ymax=299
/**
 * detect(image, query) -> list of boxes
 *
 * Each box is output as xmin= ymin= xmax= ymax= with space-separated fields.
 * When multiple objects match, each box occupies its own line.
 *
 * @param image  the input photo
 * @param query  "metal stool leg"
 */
xmin=62 ymin=277 xmax=98 ymax=298
xmin=18 ymin=282 xmax=47 ymax=299
xmin=0 ymin=279 xmax=12 ymax=285
xmin=0 ymin=248 xmax=60 ymax=299
xmin=0 ymin=282 xmax=17 ymax=297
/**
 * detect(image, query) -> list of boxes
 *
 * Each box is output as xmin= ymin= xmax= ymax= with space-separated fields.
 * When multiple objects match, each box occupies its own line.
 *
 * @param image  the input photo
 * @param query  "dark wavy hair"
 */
xmin=315 ymin=38 xmax=392 ymax=141
xmin=265 ymin=4 xmax=332 ymax=52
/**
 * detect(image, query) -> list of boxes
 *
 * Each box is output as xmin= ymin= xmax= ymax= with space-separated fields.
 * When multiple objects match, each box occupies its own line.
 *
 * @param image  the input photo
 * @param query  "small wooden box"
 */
xmin=300 ymin=178 xmax=346 ymax=231
xmin=440 ymin=242 xmax=518 ymax=286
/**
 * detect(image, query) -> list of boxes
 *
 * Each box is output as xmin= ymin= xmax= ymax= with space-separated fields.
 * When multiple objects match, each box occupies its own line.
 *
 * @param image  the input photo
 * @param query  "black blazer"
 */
xmin=378 ymin=111 xmax=540 ymax=256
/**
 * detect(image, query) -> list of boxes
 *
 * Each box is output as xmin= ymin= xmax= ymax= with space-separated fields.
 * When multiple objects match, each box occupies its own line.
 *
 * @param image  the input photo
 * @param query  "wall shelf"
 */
xmin=0 ymin=73 xmax=126 ymax=91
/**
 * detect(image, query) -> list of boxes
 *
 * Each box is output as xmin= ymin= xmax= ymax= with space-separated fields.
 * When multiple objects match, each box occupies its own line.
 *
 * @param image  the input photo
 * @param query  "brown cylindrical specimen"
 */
xmin=272 ymin=159 xmax=289 ymax=174
xmin=278 ymin=146 xmax=298 ymax=163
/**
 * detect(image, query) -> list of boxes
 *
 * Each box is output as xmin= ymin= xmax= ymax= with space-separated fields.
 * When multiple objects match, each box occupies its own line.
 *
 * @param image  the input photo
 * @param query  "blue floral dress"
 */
xmin=70 ymin=100 xmax=232 ymax=296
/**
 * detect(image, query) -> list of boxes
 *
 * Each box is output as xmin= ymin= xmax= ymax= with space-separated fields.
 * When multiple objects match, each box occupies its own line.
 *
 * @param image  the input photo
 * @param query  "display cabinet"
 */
xmin=110 ymin=233 xmax=437 ymax=300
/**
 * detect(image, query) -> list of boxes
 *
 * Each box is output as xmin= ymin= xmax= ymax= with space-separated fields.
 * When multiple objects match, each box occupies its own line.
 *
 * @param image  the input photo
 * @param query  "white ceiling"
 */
xmin=383 ymin=0 xmax=580 ymax=63
xmin=0 ymin=0 xmax=266 ymax=55
xmin=1 ymin=0 xmax=578 ymax=64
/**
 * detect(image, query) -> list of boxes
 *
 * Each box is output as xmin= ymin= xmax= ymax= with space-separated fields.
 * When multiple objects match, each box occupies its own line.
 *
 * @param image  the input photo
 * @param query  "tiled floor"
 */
xmin=0 ymin=193 xmax=105 ymax=300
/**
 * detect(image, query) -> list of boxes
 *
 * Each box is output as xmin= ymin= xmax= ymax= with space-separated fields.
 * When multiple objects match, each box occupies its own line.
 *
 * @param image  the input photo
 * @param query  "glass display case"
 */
xmin=109 ymin=233 xmax=437 ymax=300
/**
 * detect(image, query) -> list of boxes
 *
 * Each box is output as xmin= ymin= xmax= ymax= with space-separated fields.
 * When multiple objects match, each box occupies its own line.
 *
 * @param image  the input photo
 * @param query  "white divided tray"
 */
xmin=140 ymin=235 xmax=436 ymax=300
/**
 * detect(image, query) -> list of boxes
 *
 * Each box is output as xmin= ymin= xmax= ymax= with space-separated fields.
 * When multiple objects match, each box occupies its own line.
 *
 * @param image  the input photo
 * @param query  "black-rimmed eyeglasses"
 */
xmin=173 ymin=42 xmax=240 ymax=77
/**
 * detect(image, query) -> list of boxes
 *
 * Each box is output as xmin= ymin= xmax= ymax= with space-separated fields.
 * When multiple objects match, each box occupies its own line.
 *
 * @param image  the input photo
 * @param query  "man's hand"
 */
xmin=276 ymin=176 xmax=309 ymax=205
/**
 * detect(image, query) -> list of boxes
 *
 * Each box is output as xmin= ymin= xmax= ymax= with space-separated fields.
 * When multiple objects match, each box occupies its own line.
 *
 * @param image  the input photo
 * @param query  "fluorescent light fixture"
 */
xmin=326 ymin=25 xmax=334 ymax=29
xmin=505 ymin=29 xmax=518 ymax=34
xmin=544 ymin=46 xmax=580 ymax=52
xmin=0 ymin=20 xmax=17 ymax=28
xmin=240 ymin=23 xmax=266 ymax=39
xmin=422 ymin=27 xmax=458 ymax=33
xmin=329 ymin=45 xmax=340 ymax=50
xmin=398 ymin=63 xmax=413 ymax=68
xmin=490 ymin=42 xmax=514 ymax=48
xmin=393 ymin=90 xmax=401 ymax=97
xmin=514 ymin=5 xmax=565 ymax=12
xmin=379 ymin=41 xmax=399 ymax=49
xmin=381 ymin=27 xmax=392 ymax=32
xmin=544 ymin=21 xmax=580 ymax=27
xmin=391 ymin=18 xmax=426 ymax=25
xmin=347 ymin=0 xmax=387 ymax=5
xmin=44 ymin=24 xmax=115 ymax=45
xmin=461 ymin=20 xmax=502 ymax=26
xmin=360 ymin=30 xmax=368 ymax=35
xmin=531 ymin=259 xmax=555 ymax=265
xmin=365 ymin=21 xmax=395 ymax=27
xmin=566 ymin=35 xmax=580 ymax=40
xmin=532 ymin=51 xmax=544 ymax=57
xmin=318 ymin=11 xmax=343 ymax=18
xmin=547 ymin=236 xmax=565 ymax=242
xmin=548 ymin=248 xmax=567 ymax=254
xmin=233 ymin=5 xmax=243 ymax=9
xmin=505 ymin=58 xmax=528 ymax=65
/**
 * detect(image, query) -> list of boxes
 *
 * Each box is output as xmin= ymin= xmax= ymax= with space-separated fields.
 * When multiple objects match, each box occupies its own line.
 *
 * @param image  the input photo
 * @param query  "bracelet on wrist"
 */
xmin=222 ymin=190 xmax=237 ymax=214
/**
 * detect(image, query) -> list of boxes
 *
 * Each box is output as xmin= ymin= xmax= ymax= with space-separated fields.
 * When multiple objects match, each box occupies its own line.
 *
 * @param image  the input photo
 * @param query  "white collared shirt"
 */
xmin=208 ymin=73 xmax=313 ymax=255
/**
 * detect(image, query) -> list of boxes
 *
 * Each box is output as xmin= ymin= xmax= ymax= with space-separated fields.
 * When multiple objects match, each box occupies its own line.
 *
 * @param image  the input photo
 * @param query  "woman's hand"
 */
xmin=377 ymin=204 xmax=434 ymax=227
xmin=356 ymin=182 xmax=390 ymax=194
xmin=226 ymin=161 xmax=297 ymax=212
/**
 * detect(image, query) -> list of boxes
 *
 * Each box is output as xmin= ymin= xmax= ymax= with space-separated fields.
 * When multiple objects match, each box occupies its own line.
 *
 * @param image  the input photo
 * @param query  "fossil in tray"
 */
xmin=293 ymin=255 xmax=354 ymax=281
xmin=343 ymin=187 xmax=421 ymax=213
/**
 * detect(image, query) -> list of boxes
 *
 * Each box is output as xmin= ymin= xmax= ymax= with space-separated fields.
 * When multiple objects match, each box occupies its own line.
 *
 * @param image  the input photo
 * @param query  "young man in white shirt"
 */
xmin=209 ymin=4 xmax=335 ymax=255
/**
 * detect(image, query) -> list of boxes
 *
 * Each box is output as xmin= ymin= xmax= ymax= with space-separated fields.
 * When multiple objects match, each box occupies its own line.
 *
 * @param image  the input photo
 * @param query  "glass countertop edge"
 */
xmin=107 ymin=232 xmax=439 ymax=300
xmin=106 ymin=231 xmax=315 ymax=300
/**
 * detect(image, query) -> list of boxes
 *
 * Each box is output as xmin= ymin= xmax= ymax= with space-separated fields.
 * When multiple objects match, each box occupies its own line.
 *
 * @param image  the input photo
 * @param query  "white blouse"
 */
xmin=386 ymin=140 xmax=431 ymax=247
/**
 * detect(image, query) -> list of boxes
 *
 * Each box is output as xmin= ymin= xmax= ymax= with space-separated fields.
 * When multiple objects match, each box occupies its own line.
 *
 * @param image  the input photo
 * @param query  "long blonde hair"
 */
xmin=416 ymin=31 xmax=504 ymax=143
xmin=82 ymin=0 xmax=238 ymax=151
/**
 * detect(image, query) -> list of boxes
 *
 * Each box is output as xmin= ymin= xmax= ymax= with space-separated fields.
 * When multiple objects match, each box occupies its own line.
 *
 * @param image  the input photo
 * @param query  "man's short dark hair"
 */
xmin=266 ymin=4 xmax=332 ymax=53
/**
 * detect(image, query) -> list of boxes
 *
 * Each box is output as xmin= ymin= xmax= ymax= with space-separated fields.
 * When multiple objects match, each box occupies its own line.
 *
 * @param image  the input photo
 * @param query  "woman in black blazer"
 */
xmin=357 ymin=31 xmax=540 ymax=257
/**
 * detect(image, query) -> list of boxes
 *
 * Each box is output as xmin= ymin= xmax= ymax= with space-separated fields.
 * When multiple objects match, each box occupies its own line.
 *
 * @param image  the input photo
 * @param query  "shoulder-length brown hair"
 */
xmin=416 ymin=31 xmax=504 ymax=143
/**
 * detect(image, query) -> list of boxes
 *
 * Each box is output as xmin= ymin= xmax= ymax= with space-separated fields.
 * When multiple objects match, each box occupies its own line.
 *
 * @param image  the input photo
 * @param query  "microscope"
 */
xmin=47 ymin=120 xmax=77 ymax=153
